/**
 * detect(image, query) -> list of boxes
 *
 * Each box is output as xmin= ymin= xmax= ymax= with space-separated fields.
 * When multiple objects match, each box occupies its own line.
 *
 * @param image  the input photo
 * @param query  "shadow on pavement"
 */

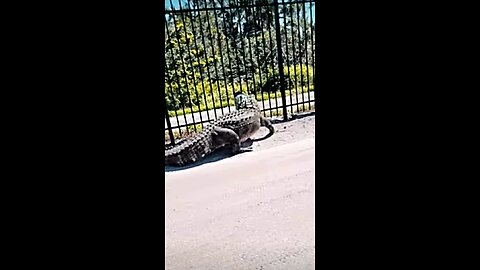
xmin=164 ymin=148 xmax=234 ymax=172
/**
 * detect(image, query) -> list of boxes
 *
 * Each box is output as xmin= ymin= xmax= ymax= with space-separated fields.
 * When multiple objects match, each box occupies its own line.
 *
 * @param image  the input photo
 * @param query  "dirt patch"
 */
xmin=252 ymin=113 xmax=315 ymax=152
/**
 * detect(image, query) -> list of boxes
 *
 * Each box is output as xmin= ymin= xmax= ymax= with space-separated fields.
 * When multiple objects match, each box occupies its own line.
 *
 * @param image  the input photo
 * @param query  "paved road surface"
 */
xmin=165 ymin=138 xmax=315 ymax=270
xmin=165 ymin=91 xmax=315 ymax=130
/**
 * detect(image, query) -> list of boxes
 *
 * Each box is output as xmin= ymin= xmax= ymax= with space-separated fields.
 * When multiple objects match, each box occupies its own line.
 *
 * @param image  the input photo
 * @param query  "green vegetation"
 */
xmin=166 ymin=64 xmax=314 ymax=117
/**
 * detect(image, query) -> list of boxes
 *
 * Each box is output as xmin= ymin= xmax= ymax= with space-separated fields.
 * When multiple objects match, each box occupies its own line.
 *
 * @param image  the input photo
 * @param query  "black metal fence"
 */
xmin=165 ymin=0 xmax=315 ymax=146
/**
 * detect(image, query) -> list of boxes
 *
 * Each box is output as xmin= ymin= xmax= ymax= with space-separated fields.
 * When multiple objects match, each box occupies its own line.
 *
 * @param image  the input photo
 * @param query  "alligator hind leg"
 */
xmin=212 ymin=126 xmax=242 ymax=154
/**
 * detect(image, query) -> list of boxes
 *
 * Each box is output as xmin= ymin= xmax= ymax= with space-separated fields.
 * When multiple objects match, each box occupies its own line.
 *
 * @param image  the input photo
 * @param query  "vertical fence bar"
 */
xmin=295 ymin=2 xmax=305 ymax=112
xmin=267 ymin=7 xmax=279 ymax=117
xmin=302 ymin=2 xmax=311 ymax=110
xmin=218 ymin=0 xmax=234 ymax=115
xmin=226 ymin=3 xmax=245 ymax=97
xmin=233 ymin=0 xmax=251 ymax=95
xmin=252 ymin=6 xmax=267 ymax=117
xmin=165 ymin=105 xmax=175 ymax=145
xmin=289 ymin=1 xmax=300 ymax=113
xmin=258 ymin=5 xmax=273 ymax=118
xmin=245 ymin=17 xmax=257 ymax=95
xmin=309 ymin=1 xmax=315 ymax=100
xmin=203 ymin=2 xmax=222 ymax=119
xmin=281 ymin=0 xmax=294 ymax=114
xmin=274 ymin=0 xmax=288 ymax=121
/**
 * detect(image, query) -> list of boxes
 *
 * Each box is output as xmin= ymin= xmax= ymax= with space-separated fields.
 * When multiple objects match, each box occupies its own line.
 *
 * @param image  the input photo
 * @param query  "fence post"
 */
xmin=273 ymin=0 xmax=288 ymax=121
xmin=165 ymin=105 xmax=175 ymax=145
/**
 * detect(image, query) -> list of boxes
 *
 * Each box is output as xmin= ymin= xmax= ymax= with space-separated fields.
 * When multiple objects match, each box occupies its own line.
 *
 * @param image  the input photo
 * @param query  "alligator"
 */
xmin=165 ymin=93 xmax=274 ymax=166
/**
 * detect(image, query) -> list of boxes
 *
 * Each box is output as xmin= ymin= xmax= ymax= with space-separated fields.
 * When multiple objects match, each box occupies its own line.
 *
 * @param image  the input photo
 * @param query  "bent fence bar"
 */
xmin=165 ymin=0 xmax=316 ymax=146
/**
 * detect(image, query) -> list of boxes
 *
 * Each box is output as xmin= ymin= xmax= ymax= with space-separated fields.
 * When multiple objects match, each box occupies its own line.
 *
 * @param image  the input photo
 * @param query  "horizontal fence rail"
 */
xmin=165 ymin=0 xmax=315 ymax=146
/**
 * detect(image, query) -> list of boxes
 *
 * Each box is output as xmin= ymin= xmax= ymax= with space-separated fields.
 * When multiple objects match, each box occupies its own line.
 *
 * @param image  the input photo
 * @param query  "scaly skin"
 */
xmin=165 ymin=94 xmax=274 ymax=166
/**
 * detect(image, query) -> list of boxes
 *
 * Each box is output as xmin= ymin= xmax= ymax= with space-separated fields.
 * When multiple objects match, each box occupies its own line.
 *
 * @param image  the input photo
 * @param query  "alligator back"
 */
xmin=165 ymin=125 xmax=215 ymax=166
xmin=214 ymin=108 xmax=261 ymax=143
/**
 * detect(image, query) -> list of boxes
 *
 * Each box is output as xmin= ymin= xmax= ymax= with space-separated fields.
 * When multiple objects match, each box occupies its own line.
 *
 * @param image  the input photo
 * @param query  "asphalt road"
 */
xmin=165 ymin=138 xmax=315 ymax=270
xmin=165 ymin=91 xmax=315 ymax=130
